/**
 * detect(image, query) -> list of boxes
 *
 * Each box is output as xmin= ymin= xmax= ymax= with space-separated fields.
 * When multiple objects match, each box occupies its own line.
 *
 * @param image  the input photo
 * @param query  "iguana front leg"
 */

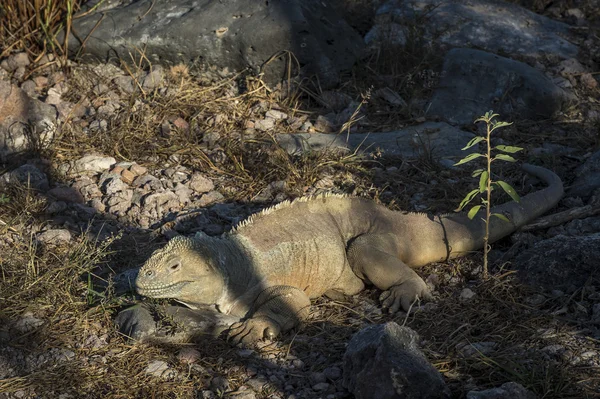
xmin=348 ymin=234 xmax=433 ymax=312
xmin=228 ymin=285 xmax=311 ymax=346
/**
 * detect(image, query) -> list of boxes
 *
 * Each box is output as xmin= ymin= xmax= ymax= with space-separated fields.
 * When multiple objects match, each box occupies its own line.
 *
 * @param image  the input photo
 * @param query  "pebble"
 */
xmin=36 ymin=229 xmax=72 ymax=245
xmin=460 ymin=288 xmax=476 ymax=300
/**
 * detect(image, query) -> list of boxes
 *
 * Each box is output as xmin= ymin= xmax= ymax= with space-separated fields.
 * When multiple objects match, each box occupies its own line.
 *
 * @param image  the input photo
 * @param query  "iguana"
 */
xmin=135 ymin=164 xmax=563 ymax=345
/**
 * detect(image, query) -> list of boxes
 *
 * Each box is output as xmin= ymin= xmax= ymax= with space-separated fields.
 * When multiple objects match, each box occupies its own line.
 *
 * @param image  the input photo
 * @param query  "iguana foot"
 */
xmin=227 ymin=316 xmax=281 ymax=346
xmin=380 ymin=278 xmax=433 ymax=313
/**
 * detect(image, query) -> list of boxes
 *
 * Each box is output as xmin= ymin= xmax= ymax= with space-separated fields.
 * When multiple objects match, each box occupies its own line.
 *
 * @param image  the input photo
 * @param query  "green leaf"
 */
xmin=493 ymin=154 xmax=517 ymax=162
xmin=461 ymin=136 xmax=485 ymax=150
xmin=478 ymin=170 xmax=488 ymax=193
xmin=492 ymin=213 xmax=510 ymax=222
xmin=496 ymin=180 xmax=521 ymax=202
xmin=455 ymin=189 xmax=479 ymax=211
xmin=490 ymin=121 xmax=513 ymax=132
xmin=471 ymin=168 xmax=485 ymax=178
xmin=494 ymin=145 xmax=523 ymax=154
xmin=467 ymin=205 xmax=482 ymax=219
xmin=454 ymin=153 xmax=484 ymax=166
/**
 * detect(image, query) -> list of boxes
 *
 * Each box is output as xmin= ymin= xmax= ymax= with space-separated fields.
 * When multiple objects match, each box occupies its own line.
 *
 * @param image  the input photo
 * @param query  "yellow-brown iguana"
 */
xmin=135 ymin=164 xmax=563 ymax=345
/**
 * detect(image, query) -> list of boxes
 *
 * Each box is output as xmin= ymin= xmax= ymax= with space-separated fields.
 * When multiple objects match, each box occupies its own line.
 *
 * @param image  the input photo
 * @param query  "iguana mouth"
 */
xmin=136 ymin=281 xmax=191 ymax=297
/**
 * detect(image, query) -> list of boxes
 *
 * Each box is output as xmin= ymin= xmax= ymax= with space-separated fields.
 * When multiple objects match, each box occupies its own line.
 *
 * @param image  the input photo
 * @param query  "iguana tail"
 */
xmin=486 ymin=163 xmax=563 ymax=242
xmin=438 ymin=163 xmax=564 ymax=260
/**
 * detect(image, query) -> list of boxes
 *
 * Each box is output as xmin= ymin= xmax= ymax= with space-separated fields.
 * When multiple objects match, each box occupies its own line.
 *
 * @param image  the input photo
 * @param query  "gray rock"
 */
xmin=103 ymin=177 xmax=128 ymax=195
xmin=277 ymin=121 xmax=476 ymax=163
xmin=189 ymin=173 xmax=215 ymax=194
xmin=466 ymin=382 xmax=535 ymax=399
xmin=460 ymin=288 xmax=476 ymax=301
xmin=1 ymin=164 xmax=49 ymax=191
xmin=323 ymin=366 xmax=342 ymax=380
xmin=2 ymin=53 xmax=31 ymax=72
xmin=568 ymin=150 xmax=600 ymax=200
xmin=142 ymin=65 xmax=164 ymax=90
xmin=210 ymin=376 xmax=230 ymax=393
xmin=66 ymin=0 xmax=364 ymax=88
xmin=69 ymin=154 xmax=116 ymax=175
xmin=456 ymin=342 xmax=497 ymax=358
xmin=343 ymin=322 xmax=449 ymax=399
xmin=371 ymin=0 xmax=577 ymax=61
xmin=115 ymin=304 xmax=239 ymax=343
xmin=13 ymin=312 xmax=44 ymax=333
xmin=428 ymin=48 xmax=572 ymax=125
xmin=36 ymin=229 xmax=72 ymax=245
xmin=198 ymin=191 xmax=225 ymax=207
xmin=145 ymin=360 xmax=177 ymax=379
xmin=0 ymin=81 xmax=57 ymax=161
xmin=515 ymin=233 xmax=600 ymax=291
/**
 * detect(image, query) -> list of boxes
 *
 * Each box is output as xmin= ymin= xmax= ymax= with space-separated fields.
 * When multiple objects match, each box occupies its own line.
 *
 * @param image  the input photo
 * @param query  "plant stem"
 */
xmin=484 ymin=119 xmax=492 ymax=279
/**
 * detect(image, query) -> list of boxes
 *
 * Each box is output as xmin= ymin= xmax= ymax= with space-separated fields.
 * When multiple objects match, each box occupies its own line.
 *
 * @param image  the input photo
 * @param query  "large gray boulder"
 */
xmin=368 ymin=0 xmax=578 ymax=61
xmin=276 ymin=121 xmax=476 ymax=164
xmin=568 ymin=150 xmax=600 ymax=200
xmin=67 ymin=0 xmax=364 ymax=88
xmin=427 ymin=49 xmax=573 ymax=125
xmin=343 ymin=322 xmax=449 ymax=399
xmin=514 ymin=233 xmax=600 ymax=292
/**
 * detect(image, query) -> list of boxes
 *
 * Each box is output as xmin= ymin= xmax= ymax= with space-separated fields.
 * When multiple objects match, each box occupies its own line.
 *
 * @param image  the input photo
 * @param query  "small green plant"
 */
xmin=454 ymin=111 xmax=523 ymax=278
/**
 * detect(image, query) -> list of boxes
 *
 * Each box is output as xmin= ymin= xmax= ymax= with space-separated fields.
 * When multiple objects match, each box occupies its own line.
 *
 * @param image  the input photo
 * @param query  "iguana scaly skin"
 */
xmin=136 ymin=164 xmax=563 ymax=345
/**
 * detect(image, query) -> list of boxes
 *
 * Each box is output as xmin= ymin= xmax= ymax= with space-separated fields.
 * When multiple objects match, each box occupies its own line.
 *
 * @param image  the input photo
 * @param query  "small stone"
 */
xmin=36 ymin=229 xmax=72 ymax=245
xmin=145 ymin=360 xmax=170 ymax=378
xmin=14 ymin=312 xmax=44 ymax=333
xmin=312 ymin=382 xmax=330 ymax=391
xmin=103 ymin=178 xmax=128 ymax=195
xmin=265 ymin=109 xmax=288 ymax=120
xmin=189 ymin=173 xmax=215 ymax=193
xmin=142 ymin=65 xmax=164 ymax=90
xmin=5 ymin=52 xmax=30 ymax=71
xmin=460 ymin=288 xmax=476 ymax=301
xmin=210 ymin=376 xmax=230 ymax=393
xmin=2 ymin=164 xmax=49 ymax=191
xmin=323 ymin=366 xmax=342 ymax=380
xmin=129 ymin=163 xmax=148 ymax=176
xmin=177 ymin=348 xmax=201 ymax=364
xmin=457 ymin=342 xmax=497 ymax=358
xmin=46 ymin=201 xmax=67 ymax=214
xmin=246 ymin=378 xmax=267 ymax=391
xmin=466 ymin=381 xmax=535 ymax=399
xmin=73 ymin=155 xmax=116 ymax=174
xmin=120 ymin=169 xmax=135 ymax=184
xmin=20 ymin=80 xmax=37 ymax=97
xmin=254 ymin=117 xmax=275 ymax=131
xmin=197 ymin=191 xmax=224 ymax=207
xmin=580 ymin=73 xmax=598 ymax=89
xmin=314 ymin=115 xmax=334 ymax=133
xmin=309 ymin=372 xmax=327 ymax=384
xmin=238 ymin=349 xmax=255 ymax=358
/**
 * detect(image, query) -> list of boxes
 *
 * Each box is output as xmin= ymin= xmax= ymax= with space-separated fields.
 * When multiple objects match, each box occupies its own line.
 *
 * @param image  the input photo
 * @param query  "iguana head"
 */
xmin=135 ymin=235 xmax=226 ymax=308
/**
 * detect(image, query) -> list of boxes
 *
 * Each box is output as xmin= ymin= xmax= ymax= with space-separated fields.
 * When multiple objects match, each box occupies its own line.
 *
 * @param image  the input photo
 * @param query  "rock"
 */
xmin=142 ymin=65 xmax=164 ymax=90
xmin=2 ymin=53 xmax=30 ymax=72
xmin=210 ymin=376 xmax=230 ymax=393
xmin=343 ymin=322 xmax=449 ymax=399
xmin=427 ymin=48 xmax=572 ymax=125
xmin=47 ymin=186 xmax=85 ymax=204
xmin=460 ymin=288 xmax=476 ymax=301
xmin=0 ymin=81 xmax=57 ymax=161
xmin=36 ymin=229 xmax=72 ymax=245
xmin=515 ymin=233 xmax=600 ymax=292
xmin=312 ymin=382 xmax=330 ymax=391
xmin=323 ymin=366 xmax=342 ymax=380
xmin=568 ymin=150 xmax=600 ymax=200
xmin=197 ymin=191 xmax=225 ymax=207
xmin=115 ymin=304 xmax=239 ymax=343
xmin=145 ymin=360 xmax=177 ymax=379
xmin=66 ymin=0 xmax=364 ymax=88
xmin=177 ymin=347 xmax=201 ymax=364
xmin=456 ymin=342 xmax=497 ymax=358
xmin=371 ymin=0 xmax=577 ymax=61
xmin=13 ymin=312 xmax=44 ymax=333
xmin=466 ymin=382 xmax=535 ymax=399
xmin=1 ymin=164 xmax=49 ymax=191
xmin=66 ymin=154 xmax=116 ymax=175
xmin=189 ymin=173 xmax=215 ymax=194
xmin=276 ymin=121 xmax=476 ymax=163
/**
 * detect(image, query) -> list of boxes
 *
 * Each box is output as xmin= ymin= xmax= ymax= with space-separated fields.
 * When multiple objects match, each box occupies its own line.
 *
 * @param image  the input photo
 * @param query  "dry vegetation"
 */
xmin=1 ymin=0 xmax=600 ymax=398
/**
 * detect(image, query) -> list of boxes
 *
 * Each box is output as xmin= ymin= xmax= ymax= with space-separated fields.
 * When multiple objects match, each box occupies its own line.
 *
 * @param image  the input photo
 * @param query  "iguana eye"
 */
xmin=145 ymin=270 xmax=153 ymax=277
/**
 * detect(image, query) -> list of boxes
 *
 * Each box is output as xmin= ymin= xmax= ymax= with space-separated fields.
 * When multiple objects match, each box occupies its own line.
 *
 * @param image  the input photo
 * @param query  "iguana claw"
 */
xmin=380 ymin=278 xmax=433 ymax=313
xmin=227 ymin=316 xmax=281 ymax=346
